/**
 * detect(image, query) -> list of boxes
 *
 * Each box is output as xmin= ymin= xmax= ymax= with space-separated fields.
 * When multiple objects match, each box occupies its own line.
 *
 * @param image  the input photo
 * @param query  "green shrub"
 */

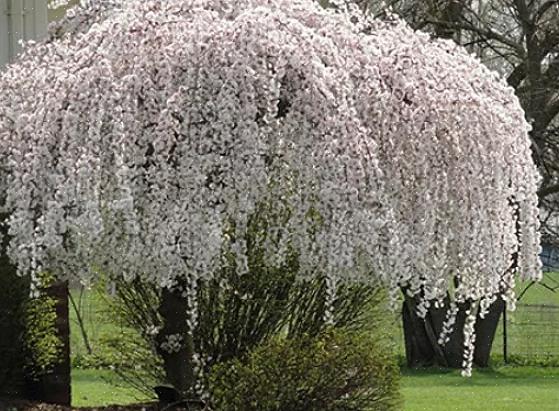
xmin=209 ymin=329 xmax=401 ymax=411
xmin=0 ymin=266 xmax=61 ymax=396
xmin=23 ymin=290 xmax=62 ymax=376
xmin=102 ymin=250 xmax=385 ymax=386
xmin=98 ymin=205 xmax=392 ymax=396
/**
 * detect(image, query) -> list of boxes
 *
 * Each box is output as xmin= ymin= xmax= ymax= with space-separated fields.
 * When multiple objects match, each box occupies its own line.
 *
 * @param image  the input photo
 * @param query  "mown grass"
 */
xmin=401 ymin=366 xmax=559 ymax=411
xmin=71 ymin=366 xmax=559 ymax=410
xmin=515 ymin=274 xmax=559 ymax=305
xmin=69 ymin=287 xmax=124 ymax=368
xmin=72 ymin=369 xmax=149 ymax=407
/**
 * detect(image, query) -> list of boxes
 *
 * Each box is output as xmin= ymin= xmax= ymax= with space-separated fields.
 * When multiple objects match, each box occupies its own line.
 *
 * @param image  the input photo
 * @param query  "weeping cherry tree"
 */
xmin=0 ymin=0 xmax=541 ymax=396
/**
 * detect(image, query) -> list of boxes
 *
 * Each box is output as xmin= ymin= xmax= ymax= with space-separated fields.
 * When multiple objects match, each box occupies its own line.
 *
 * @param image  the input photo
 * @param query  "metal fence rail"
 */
xmin=502 ymin=303 xmax=559 ymax=361
xmin=392 ymin=302 xmax=559 ymax=364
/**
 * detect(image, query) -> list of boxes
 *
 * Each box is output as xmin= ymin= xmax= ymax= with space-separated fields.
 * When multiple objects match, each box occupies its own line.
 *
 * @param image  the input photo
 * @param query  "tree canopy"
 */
xmin=0 ymin=0 xmax=542 ymax=374
xmin=365 ymin=0 xmax=559 ymax=241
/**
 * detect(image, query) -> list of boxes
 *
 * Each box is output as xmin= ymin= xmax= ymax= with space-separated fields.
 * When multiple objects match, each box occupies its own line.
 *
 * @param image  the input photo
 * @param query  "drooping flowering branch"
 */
xmin=0 ymin=0 xmax=541 ymax=377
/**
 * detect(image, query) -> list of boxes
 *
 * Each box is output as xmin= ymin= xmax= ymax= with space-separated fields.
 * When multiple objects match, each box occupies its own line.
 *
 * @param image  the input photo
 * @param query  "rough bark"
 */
xmin=473 ymin=297 xmax=505 ymax=367
xmin=155 ymin=282 xmax=195 ymax=396
xmin=432 ymin=0 xmax=466 ymax=39
xmin=402 ymin=294 xmax=447 ymax=367
xmin=0 ymin=246 xmax=28 ymax=398
xmin=402 ymin=293 xmax=503 ymax=368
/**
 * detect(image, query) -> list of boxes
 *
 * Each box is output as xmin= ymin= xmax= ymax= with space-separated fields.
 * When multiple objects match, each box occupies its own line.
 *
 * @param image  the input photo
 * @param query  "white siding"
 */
xmin=0 ymin=0 xmax=48 ymax=68
xmin=0 ymin=0 xmax=9 ymax=66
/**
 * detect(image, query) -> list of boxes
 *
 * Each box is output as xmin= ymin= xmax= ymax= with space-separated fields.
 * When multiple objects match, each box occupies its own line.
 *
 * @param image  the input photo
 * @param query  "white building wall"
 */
xmin=0 ymin=0 xmax=10 ymax=66
xmin=0 ymin=0 xmax=48 ymax=68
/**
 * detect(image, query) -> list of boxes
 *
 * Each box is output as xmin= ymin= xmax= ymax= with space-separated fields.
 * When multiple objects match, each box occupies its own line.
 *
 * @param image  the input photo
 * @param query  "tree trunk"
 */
xmin=402 ymin=294 xmax=503 ymax=369
xmin=155 ymin=282 xmax=195 ymax=396
xmin=0 ymin=250 xmax=28 ymax=398
xmin=0 ymin=212 xmax=71 ymax=405
xmin=432 ymin=0 xmax=465 ymax=40
xmin=402 ymin=294 xmax=447 ymax=367
xmin=473 ymin=298 xmax=505 ymax=367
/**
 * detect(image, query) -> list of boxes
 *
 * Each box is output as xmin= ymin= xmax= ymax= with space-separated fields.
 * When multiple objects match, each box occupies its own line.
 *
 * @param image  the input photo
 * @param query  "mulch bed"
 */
xmin=0 ymin=400 xmax=171 ymax=411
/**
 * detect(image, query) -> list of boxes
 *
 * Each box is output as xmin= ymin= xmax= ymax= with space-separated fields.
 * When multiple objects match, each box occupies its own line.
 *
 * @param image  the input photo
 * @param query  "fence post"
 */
xmin=503 ymin=308 xmax=508 ymax=363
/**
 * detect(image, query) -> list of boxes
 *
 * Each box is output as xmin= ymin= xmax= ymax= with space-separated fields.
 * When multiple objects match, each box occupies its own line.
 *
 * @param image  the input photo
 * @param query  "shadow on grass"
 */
xmin=401 ymin=365 xmax=559 ymax=388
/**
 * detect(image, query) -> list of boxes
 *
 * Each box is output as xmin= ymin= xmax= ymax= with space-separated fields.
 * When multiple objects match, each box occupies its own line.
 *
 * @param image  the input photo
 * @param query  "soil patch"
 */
xmin=0 ymin=400 xmax=165 ymax=411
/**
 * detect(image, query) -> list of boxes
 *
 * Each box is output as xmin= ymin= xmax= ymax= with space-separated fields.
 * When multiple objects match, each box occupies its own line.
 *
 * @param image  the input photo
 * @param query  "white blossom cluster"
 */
xmin=160 ymin=333 xmax=184 ymax=354
xmin=146 ymin=324 xmax=161 ymax=337
xmin=47 ymin=0 xmax=73 ymax=9
xmin=0 ymin=0 xmax=542 ymax=374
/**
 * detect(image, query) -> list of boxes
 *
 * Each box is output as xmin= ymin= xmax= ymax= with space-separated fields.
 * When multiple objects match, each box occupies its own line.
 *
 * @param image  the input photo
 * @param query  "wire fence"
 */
xmin=495 ymin=303 xmax=559 ymax=363
xmin=67 ymin=285 xmax=559 ymax=367
xmin=390 ymin=301 xmax=559 ymax=364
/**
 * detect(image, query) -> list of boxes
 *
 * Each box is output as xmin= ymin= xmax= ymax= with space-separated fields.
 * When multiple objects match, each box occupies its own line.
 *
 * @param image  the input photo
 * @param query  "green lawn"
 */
xmin=69 ymin=287 xmax=124 ymax=366
xmin=401 ymin=366 xmax=559 ymax=411
xmin=72 ymin=366 xmax=559 ymax=409
xmin=69 ymin=280 xmax=559 ymax=408
xmin=515 ymin=274 xmax=559 ymax=305
xmin=393 ymin=277 xmax=559 ymax=410
xmin=72 ymin=369 xmax=149 ymax=407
